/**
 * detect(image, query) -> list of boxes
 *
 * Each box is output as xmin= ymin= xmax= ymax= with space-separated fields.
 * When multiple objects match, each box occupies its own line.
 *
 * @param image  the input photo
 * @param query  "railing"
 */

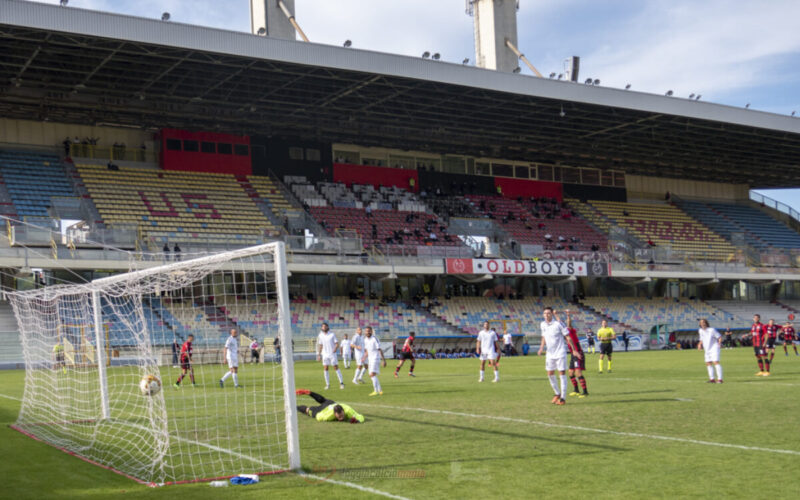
xmin=68 ymin=144 xmax=158 ymax=163
xmin=750 ymin=191 xmax=800 ymax=225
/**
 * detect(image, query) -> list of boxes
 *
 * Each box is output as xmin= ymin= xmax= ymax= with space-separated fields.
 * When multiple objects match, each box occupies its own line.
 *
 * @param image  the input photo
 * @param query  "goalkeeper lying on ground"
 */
xmin=296 ymin=389 xmax=364 ymax=423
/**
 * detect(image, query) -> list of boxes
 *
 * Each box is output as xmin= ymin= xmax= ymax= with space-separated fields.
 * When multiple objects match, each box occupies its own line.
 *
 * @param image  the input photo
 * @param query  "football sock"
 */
xmin=324 ymin=371 xmax=330 ymax=386
xmin=371 ymin=375 xmax=379 ymax=392
xmin=479 ymin=369 xmax=485 ymax=380
xmin=757 ymin=359 xmax=763 ymax=371
xmin=221 ymin=371 xmax=232 ymax=382
xmin=569 ymin=375 xmax=579 ymax=390
xmin=548 ymin=375 xmax=559 ymax=395
xmin=189 ymin=372 xmax=195 ymax=383
xmin=232 ymin=373 xmax=238 ymax=386
xmin=559 ymin=374 xmax=567 ymax=398
xmin=598 ymin=359 xmax=603 ymax=371
xmin=608 ymin=360 xmax=613 ymax=371
xmin=335 ymin=369 xmax=344 ymax=384
xmin=706 ymin=365 xmax=715 ymax=379
xmin=578 ymin=376 xmax=587 ymax=391
xmin=714 ymin=364 xmax=723 ymax=380
xmin=176 ymin=375 xmax=182 ymax=385
xmin=493 ymin=369 xmax=499 ymax=381
xmin=765 ymin=359 xmax=771 ymax=372
xmin=769 ymin=352 xmax=774 ymax=362
xmin=410 ymin=365 xmax=414 ymax=373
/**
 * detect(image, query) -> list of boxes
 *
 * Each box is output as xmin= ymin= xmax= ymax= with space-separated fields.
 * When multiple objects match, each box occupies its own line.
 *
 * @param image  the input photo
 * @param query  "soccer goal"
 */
xmin=8 ymin=242 xmax=299 ymax=486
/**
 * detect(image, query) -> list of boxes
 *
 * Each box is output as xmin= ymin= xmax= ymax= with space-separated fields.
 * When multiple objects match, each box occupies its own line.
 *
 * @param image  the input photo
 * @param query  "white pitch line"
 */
xmin=0 ymin=392 xmax=21 ymax=401
xmin=298 ymin=473 xmax=412 ymax=500
xmin=359 ymin=403 xmax=800 ymax=457
xmin=125 ymin=421 xmax=410 ymax=499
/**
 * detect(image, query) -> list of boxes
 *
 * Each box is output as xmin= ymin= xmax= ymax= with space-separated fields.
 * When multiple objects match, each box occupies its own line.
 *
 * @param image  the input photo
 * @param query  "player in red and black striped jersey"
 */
xmin=562 ymin=311 xmax=588 ymax=397
xmin=174 ymin=334 xmax=196 ymax=387
xmin=781 ymin=322 xmax=798 ymax=356
xmin=750 ymin=315 xmax=769 ymax=376
xmin=394 ymin=331 xmax=416 ymax=378
xmin=765 ymin=319 xmax=780 ymax=364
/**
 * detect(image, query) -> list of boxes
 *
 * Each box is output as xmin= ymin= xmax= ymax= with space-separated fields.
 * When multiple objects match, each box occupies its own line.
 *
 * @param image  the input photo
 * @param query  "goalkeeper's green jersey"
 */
xmin=53 ymin=343 xmax=64 ymax=353
xmin=597 ymin=327 xmax=616 ymax=343
xmin=315 ymin=403 xmax=364 ymax=423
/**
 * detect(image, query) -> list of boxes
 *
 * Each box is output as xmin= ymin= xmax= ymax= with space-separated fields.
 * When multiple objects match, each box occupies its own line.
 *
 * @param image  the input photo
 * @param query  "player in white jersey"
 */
xmin=537 ymin=308 xmax=577 ymax=405
xmin=350 ymin=327 xmax=367 ymax=384
xmin=502 ymin=329 xmax=514 ymax=357
xmin=340 ymin=334 xmax=352 ymax=369
xmin=476 ymin=321 xmax=500 ymax=383
xmin=317 ymin=323 xmax=344 ymax=389
xmin=219 ymin=328 xmax=242 ymax=388
xmin=361 ymin=326 xmax=386 ymax=396
xmin=697 ymin=318 xmax=723 ymax=383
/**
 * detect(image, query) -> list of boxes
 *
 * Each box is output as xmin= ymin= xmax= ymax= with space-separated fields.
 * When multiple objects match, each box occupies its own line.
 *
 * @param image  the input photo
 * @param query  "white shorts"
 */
xmin=704 ymin=348 xmax=720 ymax=363
xmin=479 ymin=352 xmax=497 ymax=361
xmin=227 ymin=354 xmax=239 ymax=369
xmin=321 ymin=354 xmax=339 ymax=366
xmin=342 ymin=351 xmax=352 ymax=360
xmin=545 ymin=356 xmax=567 ymax=372
xmin=368 ymin=357 xmax=381 ymax=374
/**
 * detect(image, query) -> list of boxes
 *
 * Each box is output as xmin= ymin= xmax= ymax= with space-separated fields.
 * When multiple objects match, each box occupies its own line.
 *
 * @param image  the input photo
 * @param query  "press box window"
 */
xmin=166 ymin=139 xmax=182 ymax=151
xmin=201 ymin=141 xmax=216 ymax=153
xmin=234 ymin=144 xmax=249 ymax=156
xmin=217 ymin=143 xmax=232 ymax=155
xmin=183 ymin=140 xmax=199 ymax=152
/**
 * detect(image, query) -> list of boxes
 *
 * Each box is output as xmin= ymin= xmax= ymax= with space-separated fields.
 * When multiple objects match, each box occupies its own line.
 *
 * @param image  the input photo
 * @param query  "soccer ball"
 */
xmin=139 ymin=375 xmax=162 ymax=396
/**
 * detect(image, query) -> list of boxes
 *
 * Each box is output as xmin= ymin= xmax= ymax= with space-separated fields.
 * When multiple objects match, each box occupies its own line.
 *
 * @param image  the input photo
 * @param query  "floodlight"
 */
xmin=593 ymin=79 xmax=600 ymax=85
xmin=559 ymin=105 xmax=566 ymax=118
xmin=343 ymin=40 xmax=352 ymax=48
xmin=625 ymin=83 xmax=631 ymax=89
xmin=432 ymin=53 xmax=440 ymax=60
xmin=557 ymin=74 xmax=563 ymax=80
xmin=792 ymin=111 xmax=796 ymax=116
xmin=689 ymin=93 xmax=695 ymax=99
xmin=745 ymin=103 xmax=750 ymax=108
xmin=257 ymin=27 xmax=266 ymax=35
xmin=512 ymin=67 xmax=521 ymax=73
xmin=665 ymin=90 xmax=673 ymax=96
xmin=421 ymin=51 xmax=430 ymax=59
xmin=695 ymin=95 xmax=701 ymax=100
xmin=161 ymin=12 xmax=170 ymax=21
xmin=549 ymin=72 xmax=556 ymax=78
xmin=584 ymin=78 xmax=592 ymax=84
xmin=59 ymin=0 xmax=68 ymax=6
xmin=462 ymin=58 xmax=470 ymax=64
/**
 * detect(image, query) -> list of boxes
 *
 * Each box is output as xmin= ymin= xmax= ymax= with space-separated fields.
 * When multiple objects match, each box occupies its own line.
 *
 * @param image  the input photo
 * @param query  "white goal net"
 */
xmin=8 ymin=242 xmax=299 ymax=486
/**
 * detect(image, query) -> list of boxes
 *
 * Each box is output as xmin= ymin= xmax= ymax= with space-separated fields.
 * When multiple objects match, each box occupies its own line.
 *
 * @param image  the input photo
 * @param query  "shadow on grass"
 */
xmin=371 ymin=414 xmax=629 ymax=452
xmin=580 ymin=398 xmax=683 ymax=405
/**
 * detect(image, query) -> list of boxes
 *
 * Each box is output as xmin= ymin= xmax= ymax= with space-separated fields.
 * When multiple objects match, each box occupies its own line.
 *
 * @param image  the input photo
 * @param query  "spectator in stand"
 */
xmin=163 ymin=243 xmax=170 ymax=261
xmin=173 ymin=244 xmax=181 ymax=261
xmin=250 ymin=338 xmax=260 ymax=363
xmin=647 ymin=238 xmax=656 ymax=247
xmin=429 ymin=232 xmax=437 ymax=241
xmin=544 ymin=233 xmax=553 ymax=243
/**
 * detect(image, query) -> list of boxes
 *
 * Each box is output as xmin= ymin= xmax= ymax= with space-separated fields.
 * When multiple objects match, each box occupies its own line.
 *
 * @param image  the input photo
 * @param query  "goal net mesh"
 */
xmin=8 ymin=242 xmax=298 ymax=485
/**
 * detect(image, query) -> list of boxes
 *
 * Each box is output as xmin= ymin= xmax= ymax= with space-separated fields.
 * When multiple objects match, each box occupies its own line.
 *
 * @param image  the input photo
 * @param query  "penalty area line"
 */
xmin=359 ymin=402 xmax=800 ymax=457
xmin=0 ymin=392 xmax=21 ymax=401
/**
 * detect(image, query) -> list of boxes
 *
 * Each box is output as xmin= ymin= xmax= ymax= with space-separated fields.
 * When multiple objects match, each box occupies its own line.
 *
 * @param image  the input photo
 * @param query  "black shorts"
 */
xmin=766 ymin=338 xmax=776 ymax=349
xmin=400 ymin=351 xmax=414 ymax=361
xmin=600 ymin=343 xmax=613 ymax=356
xmin=180 ymin=356 xmax=191 ymax=370
xmin=570 ymin=353 xmax=585 ymax=371
xmin=587 ymin=339 xmax=595 ymax=346
xmin=753 ymin=346 xmax=766 ymax=357
xmin=55 ymin=353 xmax=64 ymax=363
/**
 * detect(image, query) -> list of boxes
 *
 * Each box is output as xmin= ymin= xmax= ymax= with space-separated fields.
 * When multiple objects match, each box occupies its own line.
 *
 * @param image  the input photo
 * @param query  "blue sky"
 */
xmin=32 ymin=0 xmax=800 ymax=210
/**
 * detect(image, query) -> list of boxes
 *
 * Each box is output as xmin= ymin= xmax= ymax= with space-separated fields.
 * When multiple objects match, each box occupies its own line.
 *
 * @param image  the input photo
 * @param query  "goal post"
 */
xmin=9 ymin=241 xmax=300 ymax=485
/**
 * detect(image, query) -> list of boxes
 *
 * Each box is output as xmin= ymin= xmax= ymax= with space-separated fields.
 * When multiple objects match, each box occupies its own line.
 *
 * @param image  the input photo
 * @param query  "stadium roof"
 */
xmin=2 ymin=0 xmax=800 ymax=187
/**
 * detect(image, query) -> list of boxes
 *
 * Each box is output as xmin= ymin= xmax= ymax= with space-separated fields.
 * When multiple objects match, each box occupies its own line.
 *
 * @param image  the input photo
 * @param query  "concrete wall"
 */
xmin=474 ymin=0 xmax=519 ymax=72
xmin=626 ymin=174 xmax=748 ymax=201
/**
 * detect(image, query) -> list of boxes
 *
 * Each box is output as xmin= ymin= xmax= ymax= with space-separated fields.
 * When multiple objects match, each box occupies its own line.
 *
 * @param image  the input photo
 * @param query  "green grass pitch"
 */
xmin=1 ymin=348 xmax=799 ymax=499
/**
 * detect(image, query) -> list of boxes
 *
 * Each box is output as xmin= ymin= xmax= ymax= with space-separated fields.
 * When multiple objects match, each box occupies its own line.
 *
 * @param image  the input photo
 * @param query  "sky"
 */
xmin=29 ymin=0 xmax=800 ymax=211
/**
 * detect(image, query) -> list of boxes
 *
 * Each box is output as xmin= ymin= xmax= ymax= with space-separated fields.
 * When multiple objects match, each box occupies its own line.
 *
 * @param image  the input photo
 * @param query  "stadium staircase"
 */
xmin=0 ymin=302 xmax=22 ymax=364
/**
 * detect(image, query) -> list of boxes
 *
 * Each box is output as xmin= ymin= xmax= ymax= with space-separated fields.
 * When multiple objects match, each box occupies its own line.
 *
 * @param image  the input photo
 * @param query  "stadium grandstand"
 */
xmin=0 ymin=0 xmax=800 ymax=494
xmin=0 ymin=0 xmax=799 ymax=355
